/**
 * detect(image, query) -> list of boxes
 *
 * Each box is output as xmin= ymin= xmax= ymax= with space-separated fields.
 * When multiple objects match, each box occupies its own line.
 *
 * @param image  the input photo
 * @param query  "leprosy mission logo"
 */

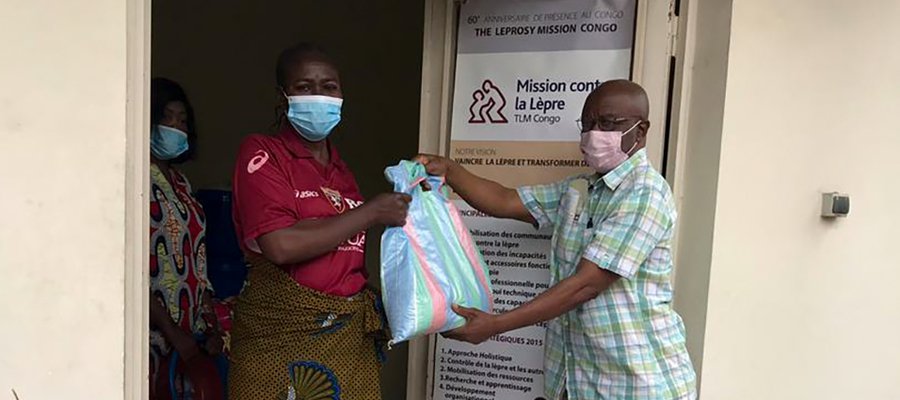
xmin=467 ymin=77 xmax=606 ymax=127
xmin=468 ymin=79 xmax=509 ymax=124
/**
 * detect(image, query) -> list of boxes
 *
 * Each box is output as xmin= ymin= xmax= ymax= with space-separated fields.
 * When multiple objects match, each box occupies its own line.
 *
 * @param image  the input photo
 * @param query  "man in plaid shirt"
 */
xmin=416 ymin=80 xmax=696 ymax=399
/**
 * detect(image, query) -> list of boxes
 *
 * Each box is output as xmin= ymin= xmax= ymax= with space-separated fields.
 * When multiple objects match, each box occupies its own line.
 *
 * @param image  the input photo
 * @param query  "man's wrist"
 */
xmin=492 ymin=312 xmax=514 ymax=335
xmin=445 ymin=160 xmax=462 ymax=186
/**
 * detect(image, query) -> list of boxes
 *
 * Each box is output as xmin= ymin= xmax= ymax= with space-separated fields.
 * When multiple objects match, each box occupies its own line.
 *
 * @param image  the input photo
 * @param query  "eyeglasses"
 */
xmin=576 ymin=115 xmax=644 ymax=133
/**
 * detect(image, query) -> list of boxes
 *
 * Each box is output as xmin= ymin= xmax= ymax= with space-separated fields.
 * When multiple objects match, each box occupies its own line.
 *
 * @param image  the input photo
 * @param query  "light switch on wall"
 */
xmin=822 ymin=192 xmax=850 ymax=218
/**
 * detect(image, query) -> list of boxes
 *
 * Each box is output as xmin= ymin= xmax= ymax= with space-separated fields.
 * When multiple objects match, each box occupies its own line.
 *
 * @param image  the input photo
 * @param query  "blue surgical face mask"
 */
xmin=150 ymin=124 xmax=189 ymax=160
xmin=285 ymin=95 xmax=343 ymax=142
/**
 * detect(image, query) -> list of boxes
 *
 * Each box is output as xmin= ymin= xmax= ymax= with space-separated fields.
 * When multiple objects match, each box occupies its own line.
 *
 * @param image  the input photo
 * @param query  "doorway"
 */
xmin=134 ymin=1 xmax=685 ymax=399
xmin=150 ymin=2 xmax=427 ymax=399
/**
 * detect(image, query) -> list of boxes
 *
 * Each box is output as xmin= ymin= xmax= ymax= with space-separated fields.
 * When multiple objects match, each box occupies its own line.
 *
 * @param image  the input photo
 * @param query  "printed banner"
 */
xmin=432 ymin=1 xmax=637 ymax=399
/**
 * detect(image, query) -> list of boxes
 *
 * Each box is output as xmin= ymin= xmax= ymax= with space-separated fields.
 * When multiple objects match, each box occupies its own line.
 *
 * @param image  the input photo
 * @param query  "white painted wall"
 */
xmin=690 ymin=0 xmax=900 ymax=398
xmin=0 ymin=0 xmax=132 ymax=398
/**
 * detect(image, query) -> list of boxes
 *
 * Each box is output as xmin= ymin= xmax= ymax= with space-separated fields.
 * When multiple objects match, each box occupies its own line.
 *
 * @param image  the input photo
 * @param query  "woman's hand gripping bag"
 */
xmin=380 ymin=161 xmax=493 ymax=345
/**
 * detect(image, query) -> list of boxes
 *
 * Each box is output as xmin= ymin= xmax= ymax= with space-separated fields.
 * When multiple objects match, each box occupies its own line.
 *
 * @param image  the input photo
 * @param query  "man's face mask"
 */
xmin=580 ymin=120 xmax=641 ymax=174
xmin=284 ymin=95 xmax=343 ymax=142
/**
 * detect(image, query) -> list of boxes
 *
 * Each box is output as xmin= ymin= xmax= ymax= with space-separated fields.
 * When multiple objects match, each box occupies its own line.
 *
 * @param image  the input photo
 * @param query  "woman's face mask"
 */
xmin=284 ymin=95 xmax=343 ymax=142
xmin=150 ymin=124 xmax=189 ymax=160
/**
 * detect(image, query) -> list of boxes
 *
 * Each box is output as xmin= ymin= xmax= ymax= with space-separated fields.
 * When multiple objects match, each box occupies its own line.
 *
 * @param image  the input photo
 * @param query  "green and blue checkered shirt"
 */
xmin=518 ymin=149 xmax=696 ymax=399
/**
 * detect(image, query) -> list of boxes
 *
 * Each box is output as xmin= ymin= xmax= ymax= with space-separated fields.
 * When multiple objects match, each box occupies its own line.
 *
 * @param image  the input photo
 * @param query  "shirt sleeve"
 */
xmin=232 ymin=136 xmax=298 ymax=253
xmin=516 ymin=179 xmax=568 ymax=229
xmin=582 ymin=187 xmax=673 ymax=279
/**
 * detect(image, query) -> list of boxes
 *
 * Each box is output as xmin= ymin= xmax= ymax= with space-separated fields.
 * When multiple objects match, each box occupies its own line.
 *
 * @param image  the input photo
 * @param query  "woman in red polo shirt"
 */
xmin=228 ymin=43 xmax=410 ymax=400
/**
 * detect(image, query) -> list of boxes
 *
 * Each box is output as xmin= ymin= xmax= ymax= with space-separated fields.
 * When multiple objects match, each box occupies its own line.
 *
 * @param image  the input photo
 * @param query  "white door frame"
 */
xmin=125 ymin=0 xmax=151 ymax=399
xmin=411 ymin=1 xmax=681 ymax=399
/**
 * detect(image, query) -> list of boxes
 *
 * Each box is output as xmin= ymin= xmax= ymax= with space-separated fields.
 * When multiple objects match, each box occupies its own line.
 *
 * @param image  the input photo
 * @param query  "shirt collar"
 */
xmin=597 ymin=149 xmax=648 ymax=191
xmin=277 ymin=125 xmax=340 ymax=163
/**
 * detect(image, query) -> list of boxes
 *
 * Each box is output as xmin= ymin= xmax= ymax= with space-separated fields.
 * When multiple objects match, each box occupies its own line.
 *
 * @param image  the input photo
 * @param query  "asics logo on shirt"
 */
xmin=247 ymin=150 xmax=269 ymax=174
xmin=296 ymin=190 xmax=319 ymax=199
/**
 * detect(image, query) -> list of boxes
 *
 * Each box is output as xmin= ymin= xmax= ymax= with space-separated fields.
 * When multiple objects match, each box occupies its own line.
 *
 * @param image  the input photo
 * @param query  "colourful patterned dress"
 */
xmin=149 ymin=163 xmax=215 ymax=393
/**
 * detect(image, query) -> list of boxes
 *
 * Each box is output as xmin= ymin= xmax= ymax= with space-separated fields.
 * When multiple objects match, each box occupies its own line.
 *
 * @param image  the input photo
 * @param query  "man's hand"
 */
xmin=442 ymin=305 xmax=498 ymax=345
xmin=414 ymin=154 xmax=457 ymax=178
xmin=412 ymin=153 xmax=534 ymax=224
xmin=447 ymin=260 xmax=620 ymax=346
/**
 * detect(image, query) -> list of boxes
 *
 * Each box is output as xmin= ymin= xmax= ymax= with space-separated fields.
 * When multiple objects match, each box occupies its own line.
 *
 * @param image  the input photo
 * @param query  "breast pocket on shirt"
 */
xmin=554 ymin=188 xmax=592 ymax=269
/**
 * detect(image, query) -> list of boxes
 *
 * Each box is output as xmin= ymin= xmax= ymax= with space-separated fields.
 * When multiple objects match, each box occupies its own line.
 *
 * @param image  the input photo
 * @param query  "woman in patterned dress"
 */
xmin=148 ymin=77 xmax=224 ymax=399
